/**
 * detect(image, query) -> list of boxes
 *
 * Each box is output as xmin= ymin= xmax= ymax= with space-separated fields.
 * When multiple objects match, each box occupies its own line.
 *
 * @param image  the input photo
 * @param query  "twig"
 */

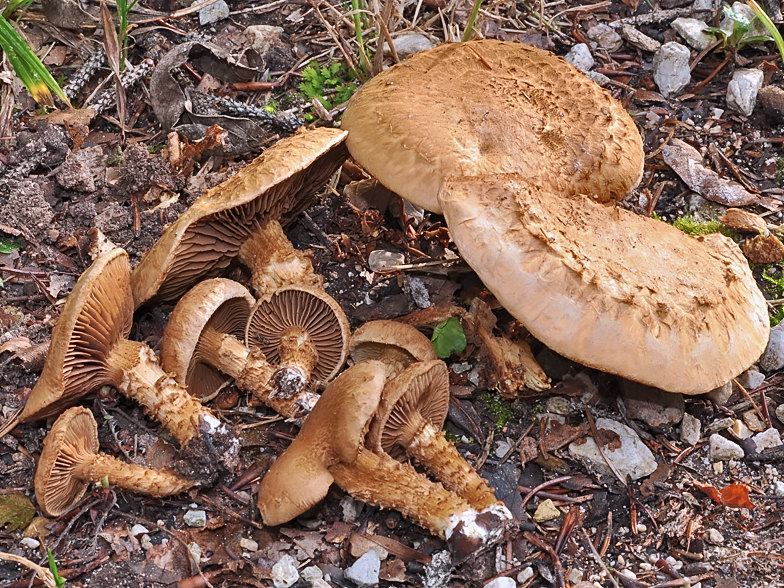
xmin=580 ymin=527 xmax=621 ymax=588
xmin=520 ymin=476 xmax=572 ymax=511
xmin=0 ymin=552 xmax=57 ymax=588
xmin=584 ymin=407 xmax=627 ymax=487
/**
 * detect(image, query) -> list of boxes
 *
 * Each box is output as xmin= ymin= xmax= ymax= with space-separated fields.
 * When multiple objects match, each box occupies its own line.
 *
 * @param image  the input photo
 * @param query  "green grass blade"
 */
xmin=747 ymin=0 xmax=784 ymax=63
xmin=0 ymin=15 xmax=70 ymax=106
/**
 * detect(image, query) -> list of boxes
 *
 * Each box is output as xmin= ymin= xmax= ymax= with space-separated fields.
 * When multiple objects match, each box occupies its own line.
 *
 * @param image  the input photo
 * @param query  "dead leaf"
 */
xmin=719 ymin=209 xmax=768 ymax=233
xmin=100 ymin=1 xmax=126 ymax=129
xmin=692 ymin=480 xmax=756 ymax=509
xmin=379 ymin=558 xmax=408 ymax=582
xmin=621 ymin=0 xmax=641 ymax=11
xmin=741 ymin=234 xmax=784 ymax=264
xmin=0 ymin=336 xmax=32 ymax=355
xmin=0 ymin=493 xmax=36 ymax=531
xmin=662 ymin=139 xmax=758 ymax=207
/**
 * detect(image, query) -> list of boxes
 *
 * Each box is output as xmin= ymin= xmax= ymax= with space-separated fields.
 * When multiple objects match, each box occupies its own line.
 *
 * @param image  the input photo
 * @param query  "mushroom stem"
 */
xmin=112 ymin=340 xmax=213 ymax=445
xmin=239 ymin=221 xmax=321 ymax=299
xmin=71 ymin=450 xmax=193 ymax=496
xmin=272 ymin=326 xmax=318 ymax=399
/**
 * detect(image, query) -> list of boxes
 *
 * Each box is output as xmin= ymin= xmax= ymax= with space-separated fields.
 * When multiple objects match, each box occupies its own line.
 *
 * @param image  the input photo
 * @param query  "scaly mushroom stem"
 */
xmin=272 ymin=326 xmax=318 ymax=399
xmin=71 ymin=449 xmax=193 ymax=496
xmin=239 ymin=221 xmax=322 ymax=299
xmin=198 ymin=327 xmax=316 ymax=419
xmin=331 ymin=449 xmax=510 ymax=561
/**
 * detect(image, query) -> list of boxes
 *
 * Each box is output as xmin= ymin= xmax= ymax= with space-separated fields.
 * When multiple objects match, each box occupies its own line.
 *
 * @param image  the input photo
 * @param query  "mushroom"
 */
xmin=20 ymin=249 xmax=239 ymax=476
xmin=131 ymin=127 xmax=348 ymax=308
xmin=341 ymin=39 xmax=644 ymax=214
xmin=349 ymin=320 xmax=437 ymax=379
xmin=245 ymin=285 xmax=350 ymax=400
xmin=437 ymin=173 xmax=770 ymax=394
xmin=161 ymin=278 xmax=318 ymax=418
xmin=35 ymin=407 xmax=193 ymax=517
xmin=258 ymin=361 xmax=511 ymax=562
xmin=367 ymin=360 xmax=508 ymax=512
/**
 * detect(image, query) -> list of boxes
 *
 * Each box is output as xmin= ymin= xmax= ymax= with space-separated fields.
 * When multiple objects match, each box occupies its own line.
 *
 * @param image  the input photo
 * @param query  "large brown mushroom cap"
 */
xmin=341 ymin=39 xmax=643 ymax=214
xmin=438 ymin=174 xmax=769 ymax=394
xmin=258 ymin=360 xmax=386 ymax=525
xmin=246 ymin=285 xmax=350 ymax=386
xmin=161 ymin=278 xmax=254 ymax=400
xmin=34 ymin=406 xmax=99 ymax=517
xmin=131 ymin=127 xmax=348 ymax=308
xmin=349 ymin=320 xmax=437 ymax=379
xmin=21 ymin=248 xmax=133 ymax=422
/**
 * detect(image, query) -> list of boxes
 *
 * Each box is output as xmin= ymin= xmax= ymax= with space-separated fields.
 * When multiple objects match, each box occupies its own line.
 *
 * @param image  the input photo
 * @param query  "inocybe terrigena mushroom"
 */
xmin=349 ymin=320 xmax=437 ymax=380
xmin=258 ymin=361 xmax=511 ymax=562
xmin=161 ymin=278 xmax=319 ymax=418
xmin=20 ymin=249 xmax=240 ymax=478
xmin=35 ymin=407 xmax=193 ymax=517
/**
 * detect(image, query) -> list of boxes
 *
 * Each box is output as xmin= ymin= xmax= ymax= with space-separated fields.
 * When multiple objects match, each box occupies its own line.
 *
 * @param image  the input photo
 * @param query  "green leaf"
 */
xmin=431 ymin=317 xmax=467 ymax=359
xmin=747 ymin=0 xmax=784 ymax=63
xmin=0 ymin=492 xmax=36 ymax=531
xmin=48 ymin=549 xmax=66 ymax=588
xmin=0 ymin=238 xmax=21 ymax=253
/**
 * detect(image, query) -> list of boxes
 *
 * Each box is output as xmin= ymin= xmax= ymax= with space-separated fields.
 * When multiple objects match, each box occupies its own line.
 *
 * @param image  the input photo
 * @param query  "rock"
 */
xmin=20 ymin=537 xmax=40 ymax=549
xmin=671 ymin=17 xmax=717 ymax=50
xmin=424 ymin=551 xmax=452 ymax=588
xmin=752 ymin=428 xmax=782 ymax=453
xmin=245 ymin=25 xmax=284 ymax=55
xmin=199 ymin=0 xmax=229 ymax=25
xmin=730 ymin=419 xmax=752 ymax=440
xmin=653 ymin=42 xmax=691 ymax=98
xmin=568 ymin=569 xmax=584 ymax=584
xmin=620 ymin=25 xmax=661 ymax=52
xmin=485 ymin=578 xmax=516 ymax=588
xmin=587 ymin=24 xmax=623 ymax=51
xmin=706 ymin=529 xmax=724 ymax=544
xmin=345 ymin=550 xmax=381 ymax=588
xmin=705 ymin=381 xmax=733 ymax=405
xmin=240 ymin=537 xmax=258 ymax=552
xmin=368 ymin=250 xmax=404 ymax=273
xmin=130 ymin=524 xmax=149 ymax=536
xmin=313 ymin=581 xmax=332 ymax=588
xmin=1 ymin=181 xmax=54 ymax=236
xmin=384 ymin=34 xmax=436 ymax=59
xmin=727 ymin=2 xmax=772 ymax=40
xmin=680 ymin=413 xmax=701 ymax=446
xmin=183 ymin=510 xmax=206 ymax=527
xmin=774 ymin=480 xmax=784 ymax=497
xmin=340 ymin=495 xmax=362 ymax=523
xmin=759 ymin=85 xmax=784 ymax=123
xmin=301 ymin=566 xmax=323 ymax=583
xmin=565 ymin=43 xmax=594 ymax=72
xmin=777 ymin=403 xmax=784 ymax=424
xmin=517 ymin=567 xmax=534 ymax=584
xmin=272 ymin=555 xmax=299 ymax=588
xmin=407 ymin=276 xmax=430 ymax=309
xmin=743 ymin=410 xmax=766 ymax=432
xmin=533 ymin=499 xmax=561 ymax=522
xmin=708 ymin=434 xmax=744 ymax=461
xmin=693 ymin=0 xmax=714 ymax=13
xmin=586 ymin=70 xmax=611 ymax=87
xmin=619 ymin=379 xmax=684 ymax=429
xmin=760 ymin=322 xmax=784 ymax=372
xmin=494 ymin=439 xmax=511 ymax=458
xmin=56 ymin=146 xmax=102 ymax=192
xmin=726 ymin=68 xmax=764 ymax=116
xmin=569 ymin=418 xmax=658 ymax=480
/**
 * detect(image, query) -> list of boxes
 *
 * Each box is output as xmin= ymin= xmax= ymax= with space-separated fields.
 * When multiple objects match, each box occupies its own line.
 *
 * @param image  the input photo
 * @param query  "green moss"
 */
xmin=771 ymin=306 xmax=784 ymax=327
xmin=671 ymin=215 xmax=735 ymax=238
xmin=443 ymin=429 xmax=461 ymax=444
xmin=481 ymin=393 xmax=516 ymax=429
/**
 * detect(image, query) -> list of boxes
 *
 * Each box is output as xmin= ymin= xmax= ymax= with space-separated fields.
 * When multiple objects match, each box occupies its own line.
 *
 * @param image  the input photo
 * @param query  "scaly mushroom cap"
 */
xmin=258 ymin=360 xmax=386 ymax=525
xmin=349 ymin=320 xmax=437 ymax=377
xmin=366 ymin=360 xmax=450 ymax=460
xmin=131 ymin=127 xmax=348 ymax=308
xmin=21 ymin=249 xmax=133 ymax=422
xmin=438 ymin=174 xmax=770 ymax=394
xmin=161 ymin=278 xmax=255 ymax=400
xmin=34 ymin=406 xmax=99 ymax=517
xmin=342 ymin=39 xmax=643 ymax=214
xmin=246 ymin=285 xmax=350 ymax=386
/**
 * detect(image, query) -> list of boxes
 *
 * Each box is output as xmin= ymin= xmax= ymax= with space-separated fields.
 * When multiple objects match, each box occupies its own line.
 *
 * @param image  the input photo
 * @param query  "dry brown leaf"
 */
xmin=0 ymin=336 xmax=32 ymax=355
xmin=100 ymin=1 xmax=126 ymax=128
xmin=719 ymin=209 xmax=768 ymax=233
xmin=741 ymin=234 xmax=784 ymax=264
xmin=693 ymin=480 xmax=756 ymax=509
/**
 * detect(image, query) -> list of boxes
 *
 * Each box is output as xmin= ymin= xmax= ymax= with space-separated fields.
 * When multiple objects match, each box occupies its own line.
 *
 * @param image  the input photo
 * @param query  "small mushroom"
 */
xmin=161 ymin=278 xmax=318 ymax=418
xmin=349 ymin=320 xmax=437 ymax=379
xmin=367 ymin=360 xmax=509 ymax=512
xmin=258 ymin=361 xmax=511 ymax=562
xmin=341 ymin=39 xmax=644 ymax=214
xmin=245 ymin=285 xmax=350 ymax=401
xmin=35 ymin=407 xmax=193 ymax=517
xmin=20 ymin=249 xmax=239 ymax=476
xmin=131 ymin=127 xmax=348 ymax=308
xmin=438 ymin=174 xmax=770 ymax=394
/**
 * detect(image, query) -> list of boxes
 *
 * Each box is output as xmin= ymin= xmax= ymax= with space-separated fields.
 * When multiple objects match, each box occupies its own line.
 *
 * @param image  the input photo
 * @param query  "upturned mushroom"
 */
xmin=19 ymin=249 xmax=240 ymax=476
xmin=341 ymin=39 xmax=644 ymax=214
xmin=131 ymin=127 xmax=348 ymax=308
xmin=367 ymin=360 xmax=508 ymax=512
xmin=258 ymin=361 xmax=511 ymax=562
xmin=161 ymin=278 xmax=319 ymax=418
xmin=35 ymin=407 xmax=193 ymax=517
xmin=349 ymin=320 xmax=437 ymax=379
xmin=438 ymin=174 xmax=770 ymax=394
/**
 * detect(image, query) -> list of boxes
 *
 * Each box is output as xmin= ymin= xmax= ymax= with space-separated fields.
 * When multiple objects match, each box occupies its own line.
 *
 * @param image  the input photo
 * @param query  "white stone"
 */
xmin=777 ymin=403 xmax=784 ymax=425
xmin=706 ymin=528 xmax=724 ymax=544
xmin=619 ymin=569 xmax=637 ymax=580
xmin=706 ymin=382 xmax=733 ymax=405
xmin=517 ymin=567 xmax=534 ymax=584
xmin=240 ymin=537 xmax=258 ymax=552
xmin=760 ymin=322 xmax=784 ymax=371
xmin=131 ymin=524 xmax=150 ymax=536
xmin=183 ymin=510 xmax=206 ymax=527
xmin=586 ymin=71 xmax=611 ymax=87
xmin=485 ymin=578 xmax=516 ymax=588
xmin=753 ymin=428 xmax=782 ymax=453
xmin=345 ymin=550 xmax=381 ymax=588
xmin=737 ymin=368 xmax=765 ymax=391
xmin=681 ymin=413 xmax=701 ymax=446
xmin=245 ymin=25 xmax=284 ymax=55
xmin=312 ymin=581 xmax=331 ymax=588
xmin=385 ymin=34 xmax=436 ymax=59
xmin=565 ymin=43 xmax=594 ymax=72
xmin=568 ymin=418 xmax=658 ymax=480
xmin=587 ymin=24 xmax=623 ymax=52
xmin=620 ymin=25 xmax=661 ymax=52
xmin=494 ymin=439 xmax=512 ymax=458
xmin=773 ymin=480 xmax=784 ymax=497
xmin=198 ymin=0 xmax=229 ymax=25
xmin=708 ymin=434 xmax=744 ymax=461
xmin=533 ymin=499 xmax=561 ymax=522
xmin=368 ymin=249 xmax=404 ymax=273
xmin=568 ymin=568 xmax=584 ymax=583
xmin=743 ymin=410 xmax=766 ymax=432
xmin=272 ymin=555 xmax=299 ymax=588
xmin=20 ymin=537 xmax=40 ymax=549
xmin=726 ymin=69 xmax=764 ymax=116
xmin=653 ymin=42 xmax=691 ymax=98
xmin=730 ymin=419 xmax=752 ymax=440
xmin=340 ymin=495 xmax=362 ymax=523
xmin=546 ymin=397 xmax=572 ymax=415
xmin=671 ymin=17 xmax=717 ymax=50
xmin=140 ymin=534 xmax=153 ymax=550
xmin=300 ymin=566 xmax=323 ymax=583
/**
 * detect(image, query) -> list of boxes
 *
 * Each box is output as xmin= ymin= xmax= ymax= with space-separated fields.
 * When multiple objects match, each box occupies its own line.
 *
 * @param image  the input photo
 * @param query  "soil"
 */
xmin=2 ymin=1 xmax=784 ymax=587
